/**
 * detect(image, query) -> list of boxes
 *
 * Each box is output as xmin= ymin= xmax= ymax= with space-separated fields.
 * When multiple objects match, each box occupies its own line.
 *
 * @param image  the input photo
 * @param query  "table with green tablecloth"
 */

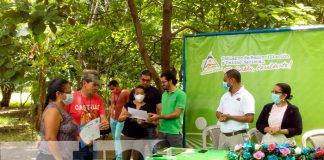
xmin=152 ymin=148 xmax=229 ymax=160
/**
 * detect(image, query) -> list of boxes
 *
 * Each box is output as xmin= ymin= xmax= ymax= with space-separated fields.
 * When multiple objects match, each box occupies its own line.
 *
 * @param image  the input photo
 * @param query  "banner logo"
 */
xmin=201 ymin=52 xmax=222 ymax=75
xmin=201 ymin=52 xmax=294 ymax=75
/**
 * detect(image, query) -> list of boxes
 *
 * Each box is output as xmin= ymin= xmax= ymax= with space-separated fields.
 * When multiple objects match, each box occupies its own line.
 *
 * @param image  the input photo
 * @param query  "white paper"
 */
xmin=128 ymin=107 xmax=148 ymax=120
xmin=80 ymin=118 xmax=100 ymax=145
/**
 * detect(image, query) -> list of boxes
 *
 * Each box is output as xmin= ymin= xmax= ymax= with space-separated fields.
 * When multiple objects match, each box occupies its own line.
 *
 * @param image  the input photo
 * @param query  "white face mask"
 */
xmin=134 ymin=94 xmax=145 ymax=102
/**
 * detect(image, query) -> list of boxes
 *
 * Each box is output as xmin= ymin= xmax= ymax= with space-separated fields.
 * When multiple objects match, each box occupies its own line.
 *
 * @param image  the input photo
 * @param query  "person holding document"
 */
xmin=119 ymin=85 xmax=153 ymax=160
xmin=128 ymin=70 xmax=162 ymax=141
xmin=65 ymin=70 xmax=109 ymax=159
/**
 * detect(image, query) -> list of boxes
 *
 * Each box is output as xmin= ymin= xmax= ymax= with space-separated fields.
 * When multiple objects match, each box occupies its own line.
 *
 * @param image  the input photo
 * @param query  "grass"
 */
xmin=8 ymin=101 xmax=32 ymax=108
xmin=0 ymin=109 xmax=40 ymax=142
xmin=0 ymin=127 xmax=40 ymax=141
xmin=0 ymin=92 xmax=37 ymax=141
xmin=0 ymin=116 xmax=27 ymax=126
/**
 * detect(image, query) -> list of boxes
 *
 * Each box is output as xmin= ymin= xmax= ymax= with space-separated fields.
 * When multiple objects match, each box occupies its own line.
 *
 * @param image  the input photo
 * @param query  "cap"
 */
xmin=82 ymin=73 xmax=101 ymax=85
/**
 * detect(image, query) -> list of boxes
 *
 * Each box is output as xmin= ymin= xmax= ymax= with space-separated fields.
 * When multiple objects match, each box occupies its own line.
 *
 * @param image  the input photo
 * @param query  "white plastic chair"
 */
xmin=202 ymin=124 xmax=220 ymax=149
xmin=248 ymin=128 xmax=264 ymax=144
xmin=302 ymin=129 xmax=324 ymax=148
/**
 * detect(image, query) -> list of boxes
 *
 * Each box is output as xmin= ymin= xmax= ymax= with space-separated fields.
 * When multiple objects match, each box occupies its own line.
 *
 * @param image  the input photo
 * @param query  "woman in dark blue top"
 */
xmin=256 ymin=83 xmax=302 ymax=146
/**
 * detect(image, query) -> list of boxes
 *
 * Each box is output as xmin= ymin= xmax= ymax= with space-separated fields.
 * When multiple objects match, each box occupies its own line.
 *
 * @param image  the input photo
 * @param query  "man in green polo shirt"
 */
xmin=148 ymin=71 xmax=187 ymax=148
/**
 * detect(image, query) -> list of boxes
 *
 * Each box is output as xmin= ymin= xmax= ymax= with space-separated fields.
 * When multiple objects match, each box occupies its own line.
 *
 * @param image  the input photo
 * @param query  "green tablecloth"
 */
xmin=152 ymin=148 xmax=229 ymax=160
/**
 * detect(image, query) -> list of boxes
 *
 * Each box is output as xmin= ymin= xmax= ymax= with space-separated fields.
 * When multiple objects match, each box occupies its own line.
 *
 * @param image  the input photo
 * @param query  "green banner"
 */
xmin=184 ymin=26 xmax=324 ymax=148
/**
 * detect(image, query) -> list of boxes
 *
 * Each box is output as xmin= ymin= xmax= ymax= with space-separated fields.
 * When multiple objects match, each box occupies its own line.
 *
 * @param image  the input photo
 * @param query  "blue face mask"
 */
xmin=63 ymin=93 xmax=74 ymax=105
xmin=271 ymin=93 xmax=281 ymax=104
xmin=223 ymin=82 xmax=230 ymax=91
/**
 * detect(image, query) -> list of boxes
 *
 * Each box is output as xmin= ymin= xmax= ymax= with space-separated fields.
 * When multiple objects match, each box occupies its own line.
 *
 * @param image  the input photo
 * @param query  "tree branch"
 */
xmin=160 ymin=0 xmax=172 ymax=73
xmin=144 ymin=34 xmax=162 ymax=38
xmin=127 ymin=0 xmax=162 ymax=90
xmin=171 ymin=26 xmax=203 ymax=37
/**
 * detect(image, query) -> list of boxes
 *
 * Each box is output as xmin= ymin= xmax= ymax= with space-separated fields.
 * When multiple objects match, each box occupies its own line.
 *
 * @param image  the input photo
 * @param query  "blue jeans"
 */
xmin=110 ymin=118 xmax=124 ymax=160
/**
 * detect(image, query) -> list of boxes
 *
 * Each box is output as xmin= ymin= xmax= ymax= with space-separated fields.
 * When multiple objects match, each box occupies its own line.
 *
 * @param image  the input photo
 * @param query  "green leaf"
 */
xmin=5 ymin=62 xmax=14 ymax=68
xmin=286 ymin=7 xmax=299 ymax=12
xmin=4 ymin=70 xmax=16 ymax=79
xmin=28 ymin=17 xmax=46 ymax=35
xmin=34 ymin=33 xmax=46 ymax=43
xmin=0 ymin=58 xmax=6 ymax=66
xmin=271 ymin=14 xmax=282 ymax=21
xmin=49 ymin=22 xmax=57 ymax=33
xmin=258 ymin=12 xmax=268 ymax=18
xmin=296 ymin=3 xmax=305 ymax=9
xmin=0 ymin=3 xmax=13 ymax=11
xmin=45 ymin=5 xmax=62 ymax=23
xmin=306 ymin=15 xmax=316 ymax=22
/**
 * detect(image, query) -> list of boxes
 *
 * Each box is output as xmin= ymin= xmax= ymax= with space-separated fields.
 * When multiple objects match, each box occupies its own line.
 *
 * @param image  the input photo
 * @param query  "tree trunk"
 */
xmin=160 ymin=0 xmax=172 ymax=73
xmin=88 ymin=0 xmax=95 ymax=24
xmin=127 ymin=0 xmax=162 ymax=91
xmin=179 ymin=64 xmax=183 ymax=83
xmin=89 ymin=0 xmax=100 ymax=25
xmin=103 ymin=0 xmax=110 ymax=11
xmin=35 ymin=67 xmax=46 ymax=131
xmin=0 ymin=85 xmax=13 ymax=108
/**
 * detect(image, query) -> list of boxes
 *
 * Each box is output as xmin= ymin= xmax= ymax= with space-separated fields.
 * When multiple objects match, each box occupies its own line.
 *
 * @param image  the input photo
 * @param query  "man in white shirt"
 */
xmin=216 ymin=69 xmax=255 ymax=150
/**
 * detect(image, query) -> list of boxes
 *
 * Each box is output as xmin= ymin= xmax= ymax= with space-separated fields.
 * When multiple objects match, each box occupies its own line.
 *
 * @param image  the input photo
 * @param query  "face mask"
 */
xmin=271 ymin=93 xmax=282 ymax=104
xmin=63 ymin=93 xmax=74 ymax=105
xmin=134 ymin=94 xmax=145 ymax=102
xmin=223 ymin=82 xmax=230 ymax=91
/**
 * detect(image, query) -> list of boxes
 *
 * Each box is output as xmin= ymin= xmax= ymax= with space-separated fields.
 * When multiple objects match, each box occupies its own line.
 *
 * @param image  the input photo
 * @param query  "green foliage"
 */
xmin=0 ymin=0 xmax=323 ymax=137
xmin=171 ymin=0 xmax=319 ymax=32
xmin=1 ymin=0 xmax=324 ymax=106
xmin=0 ymin=116 xmax=25 ymax=126
xmin=9 ymin=101 xmax=32 ymax=108
xmin=0 ymin=110 xmax=38 ymax=141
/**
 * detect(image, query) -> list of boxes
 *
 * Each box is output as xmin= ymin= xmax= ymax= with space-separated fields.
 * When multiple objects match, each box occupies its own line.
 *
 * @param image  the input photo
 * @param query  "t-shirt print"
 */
xmin=65 ymin=91 xmax=105 ymax=125
xmin=80 ymin=106 xmax=99 ymax=124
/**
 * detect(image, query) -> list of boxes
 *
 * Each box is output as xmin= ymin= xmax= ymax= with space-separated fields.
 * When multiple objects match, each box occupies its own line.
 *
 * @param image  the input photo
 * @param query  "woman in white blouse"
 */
xmin=256 ymin=83 xmax=302 ymax=146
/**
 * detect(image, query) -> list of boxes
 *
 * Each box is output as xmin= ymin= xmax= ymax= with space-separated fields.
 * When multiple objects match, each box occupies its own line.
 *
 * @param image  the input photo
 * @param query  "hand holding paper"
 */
xmin=80 ymin=118 xmax=100 ymax=145
xmin=99 ymin=118 xmax=109 ymax=130
xmin=128 ymin=107 xmax=148 ymax=120
xmin=147 ymin=113 xmax=160 ymax=121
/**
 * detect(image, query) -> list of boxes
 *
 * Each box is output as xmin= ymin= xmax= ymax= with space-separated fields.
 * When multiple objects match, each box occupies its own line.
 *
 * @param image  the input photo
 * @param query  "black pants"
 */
xmin=73 ymin=144 xmax=94 ymax=160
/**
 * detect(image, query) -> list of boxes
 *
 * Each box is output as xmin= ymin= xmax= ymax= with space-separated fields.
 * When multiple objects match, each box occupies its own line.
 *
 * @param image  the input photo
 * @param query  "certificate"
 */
xmin=128 ymin=107 xmax=148 ymax=120
xmin=80 ymin=118 xmax=100 ymax=145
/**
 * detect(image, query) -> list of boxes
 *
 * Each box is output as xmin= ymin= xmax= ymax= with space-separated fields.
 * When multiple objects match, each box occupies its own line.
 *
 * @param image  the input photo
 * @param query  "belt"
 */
xmin=222 ymin=129 xmax=247 ymax=137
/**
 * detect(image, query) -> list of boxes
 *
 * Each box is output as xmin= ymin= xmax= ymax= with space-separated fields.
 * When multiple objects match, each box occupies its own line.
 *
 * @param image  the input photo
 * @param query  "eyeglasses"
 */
xmin=141 ymin=78 xmax=151 ymax=82
xmin=271 ymin=90 xmax=282 ymax=94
